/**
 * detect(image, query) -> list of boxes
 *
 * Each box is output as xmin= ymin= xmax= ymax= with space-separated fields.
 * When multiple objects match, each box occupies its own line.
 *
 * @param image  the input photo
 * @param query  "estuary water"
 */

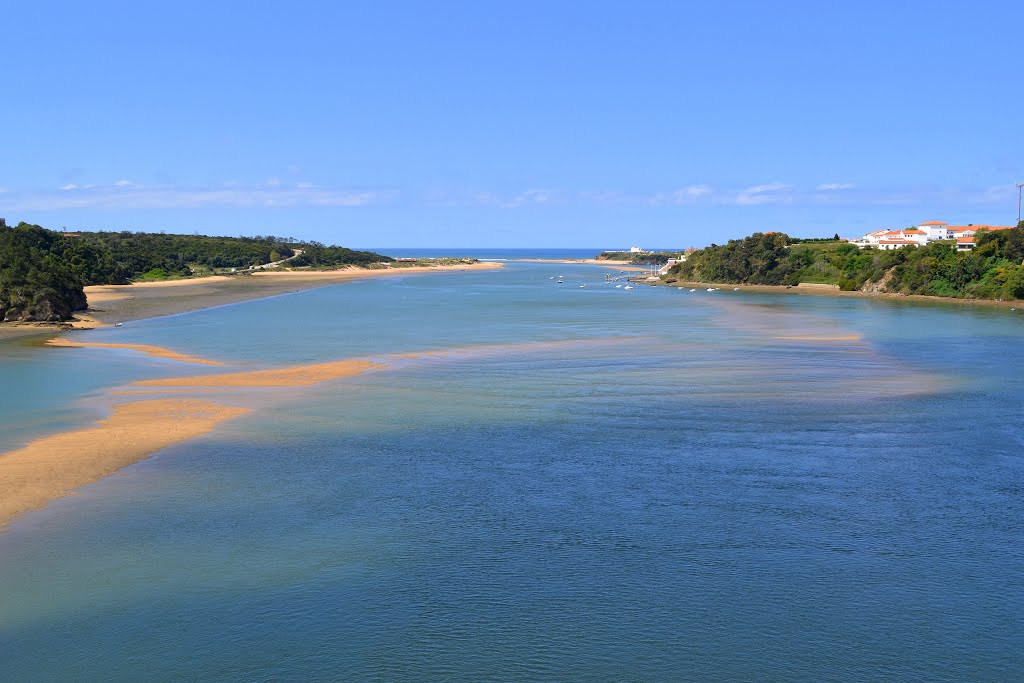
xmin=1 ymin=261 xmax=1022 ymax=681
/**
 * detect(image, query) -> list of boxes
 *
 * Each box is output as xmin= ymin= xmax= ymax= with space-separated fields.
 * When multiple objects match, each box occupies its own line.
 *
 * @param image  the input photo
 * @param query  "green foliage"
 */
xmin=1 ymin=223 xmax=394 ymax=321
xmin=0 ymin=222 xmax=87 ymax=321
xmin=287 ymin=243 xmax=393 ymax=268
xmin=666 ymin=227 xmax=1024 ymax=300
xmin=62 ymin=231 xmax=300 ymax=283
xmin=596 ymin=251 xmax=681 ymax=265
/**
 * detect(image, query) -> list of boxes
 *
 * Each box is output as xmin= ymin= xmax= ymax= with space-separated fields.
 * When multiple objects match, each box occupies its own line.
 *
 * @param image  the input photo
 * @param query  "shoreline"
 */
xmin=660 ymin=279 xmax=1024 ymax=309
xmin=0 ymin=262 xmax=502 ymax=336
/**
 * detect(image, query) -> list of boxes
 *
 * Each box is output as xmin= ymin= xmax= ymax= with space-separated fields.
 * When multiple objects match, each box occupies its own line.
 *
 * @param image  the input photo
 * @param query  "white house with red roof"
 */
xmin=864 ymin=228 xmax=929 ymax=248
xmin=853 ymin=220 xmax=1012 ymax=249
xmin=955 ymin=236 xmax=976 ymax=251
xmin=946 ymin=225 xmax=1016 ymax=250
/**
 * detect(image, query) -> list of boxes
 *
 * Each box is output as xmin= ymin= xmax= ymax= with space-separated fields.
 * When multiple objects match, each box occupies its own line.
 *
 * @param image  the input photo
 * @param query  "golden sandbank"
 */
xmin=0 ymin=399 xmax=250 ymax=527
xmin=44 ymin=338 xmax=224 ymax=365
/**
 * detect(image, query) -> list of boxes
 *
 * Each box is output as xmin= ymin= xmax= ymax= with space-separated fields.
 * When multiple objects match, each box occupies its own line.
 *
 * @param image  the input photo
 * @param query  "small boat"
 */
xmin=579 ymin=284 xmax=587 ymax=288
xmin=733 ymin=287 xmax=740 ymax=291
xmin=707 ymin=288 xmax=715 ymax=292
xmin=624 ymin=285 xmax=633 ymax=290
xmin=114 ymin=322 xmax=123 ymax=327
xmin=615 ymin=284 xmax=622 ymax=288
xmin=557 ymin=279 xmax=563 ymax=284
xmin=689 ymin=289 xmax=696 ymax=292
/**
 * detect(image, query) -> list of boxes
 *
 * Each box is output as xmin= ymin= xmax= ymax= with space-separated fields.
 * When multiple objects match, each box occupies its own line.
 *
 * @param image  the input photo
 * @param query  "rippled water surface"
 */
xmin=2 ymin=262 xmax=1022 ymax=681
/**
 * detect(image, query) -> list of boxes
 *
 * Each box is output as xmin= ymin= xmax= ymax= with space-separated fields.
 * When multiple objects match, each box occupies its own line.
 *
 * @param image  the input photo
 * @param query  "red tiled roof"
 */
xmin=919 ymin=220 xmax=948 ymax=226
xmin=879 ymin=239 xmax=919 ymax=245
xmin=901 ymin=229 xmax=926 ymax=234
xmin=956 ymin=236 xmax=975 ymax=243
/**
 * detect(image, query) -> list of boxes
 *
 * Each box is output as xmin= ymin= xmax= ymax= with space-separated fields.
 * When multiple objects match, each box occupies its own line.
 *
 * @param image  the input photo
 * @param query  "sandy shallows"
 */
xmin=44 ymin=338 xmax=225 ymax=365
xmin=0 ymin=399 xmax=250 ymax=527
xmin=128 ymin=339 xmax=637 ymax=389
xmin=132 ymin=359 xmax=384 ymax=387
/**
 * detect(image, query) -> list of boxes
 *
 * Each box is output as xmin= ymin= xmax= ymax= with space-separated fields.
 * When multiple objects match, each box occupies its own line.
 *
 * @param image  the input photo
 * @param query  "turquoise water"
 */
xmin=2 ymin=262 xmax=1022 ymax=681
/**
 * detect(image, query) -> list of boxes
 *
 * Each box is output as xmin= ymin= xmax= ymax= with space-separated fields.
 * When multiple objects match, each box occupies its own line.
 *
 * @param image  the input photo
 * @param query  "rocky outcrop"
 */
xmin=0 ymin=286 xmax=87 ymax=322
xmin=860 ymin=266 xmax=896 ymax=294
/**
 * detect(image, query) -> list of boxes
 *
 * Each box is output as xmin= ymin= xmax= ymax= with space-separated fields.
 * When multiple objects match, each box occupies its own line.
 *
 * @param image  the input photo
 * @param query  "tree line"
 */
xmin=0 ymin=221 xmax=393 ymax=322
xmin=665 ymin=224 xmax=1024 ymax=300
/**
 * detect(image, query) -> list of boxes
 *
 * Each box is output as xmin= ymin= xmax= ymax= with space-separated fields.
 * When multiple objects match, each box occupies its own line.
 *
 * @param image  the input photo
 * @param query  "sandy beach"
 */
xmin=509 ymin=258 xmax=652 ymax=272
xmin=41 ymin=262 xmax=504 ymax=333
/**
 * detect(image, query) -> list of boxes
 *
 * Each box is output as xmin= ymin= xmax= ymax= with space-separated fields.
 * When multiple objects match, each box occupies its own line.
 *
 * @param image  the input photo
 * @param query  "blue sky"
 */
xmin=2 ymin=1 xmax=1022 ymax=248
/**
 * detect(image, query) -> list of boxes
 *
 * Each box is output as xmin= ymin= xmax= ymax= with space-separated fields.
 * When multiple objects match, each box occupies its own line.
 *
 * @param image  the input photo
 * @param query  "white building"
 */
xmin=629 ymin=246 xmax=643 ymax=253
xmin=916 ymin=220 xmax=950 ymax=240
xmin=956 ymin=236 xmax=975 ymax=251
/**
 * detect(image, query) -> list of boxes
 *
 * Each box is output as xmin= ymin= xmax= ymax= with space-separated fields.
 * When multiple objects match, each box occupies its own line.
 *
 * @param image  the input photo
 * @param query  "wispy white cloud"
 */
xmin=422 ymin=188 xmax=558 ymax=208
xmin=816 ymin=182 xmax=855 ymax=191
xmin=501 ymin=189 xmax=554 ymax=208
xmin=650 ymin=185 xmax=716 ymax=205
xmin=4 ymin=181 xmax=397 ymax=211
xmin=114 ymin=179 xmax=134 ymax=187
xmin=735 ymin=182 xmax=791 ymax=205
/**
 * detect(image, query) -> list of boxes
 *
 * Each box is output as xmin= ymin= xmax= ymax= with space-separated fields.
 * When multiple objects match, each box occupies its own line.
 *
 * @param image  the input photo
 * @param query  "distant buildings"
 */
xmin=851 ymin=221 xmax=1016 ymax=251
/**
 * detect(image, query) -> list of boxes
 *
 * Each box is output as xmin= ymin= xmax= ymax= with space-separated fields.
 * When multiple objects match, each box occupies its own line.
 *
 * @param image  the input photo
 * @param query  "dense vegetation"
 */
xmin=665 ymin=224 xmax=1024 ymax=299
xmin=0 ymin=221 xmax=393 ymax=322
xmin=0 ymin=222 xmax=88 ymax=321
xmin=596 ymin=250 xmax=681 ymax=265
xmin=61 ymin=231 xmax=301 ymax=283
xmin=288 ymin=243 xmax=393 ymax=268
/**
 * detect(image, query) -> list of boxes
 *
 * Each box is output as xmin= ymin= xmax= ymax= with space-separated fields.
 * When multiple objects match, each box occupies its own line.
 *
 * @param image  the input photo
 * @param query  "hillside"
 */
xmin=0 ymin=222 xmax=393 ymax=322
xmin=664 ymin=225 xmax=1024 ymax=300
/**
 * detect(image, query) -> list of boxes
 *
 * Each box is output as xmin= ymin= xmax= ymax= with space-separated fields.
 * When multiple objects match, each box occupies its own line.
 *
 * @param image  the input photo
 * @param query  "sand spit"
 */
xmin=63 ymin=262 xmax=506 ymax=330
xmin=44 ymin=338 xmax=224 ymax=365
xmin=0 ymin=399 xmax=250 ymax=527
xmin=249 ymin=262 xmax=503 ymax=280
xmin=133 ymin=359 xmax=384 ymax=388
xmin=130 ymin=338 xmax=639 ymax=389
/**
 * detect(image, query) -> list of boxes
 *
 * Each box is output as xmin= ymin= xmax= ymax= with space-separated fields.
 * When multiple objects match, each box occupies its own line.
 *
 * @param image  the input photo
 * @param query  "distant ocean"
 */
xmin=357 ymin=247 xmax=675 ymax=260
xmin=2 ymin=260 xmax=1022 ymax=681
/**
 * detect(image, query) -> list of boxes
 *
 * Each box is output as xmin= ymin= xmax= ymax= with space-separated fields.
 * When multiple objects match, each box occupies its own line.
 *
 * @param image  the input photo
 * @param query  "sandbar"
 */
xmin=130 ymin=338 xmax=639 ymax=389
xmin=0 ymin=399 xmax=250 ymax=527
xmin=4 ymin=337 xmax=636 ymax=528
xmin=132 ymin=359 xmax=384 ymax=387
xmin=44 ymin=338 xmax=224 ymax=365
